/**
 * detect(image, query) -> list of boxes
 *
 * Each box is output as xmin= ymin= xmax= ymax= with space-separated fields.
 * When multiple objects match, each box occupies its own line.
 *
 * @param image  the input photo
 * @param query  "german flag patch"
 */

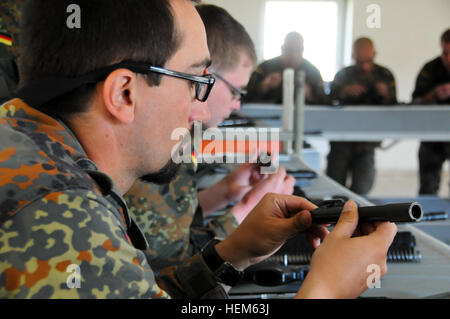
xmin=0 ymin=32 xmax=13 ymax=47
xmin=191 ymin=151 xmax=198 ymax=171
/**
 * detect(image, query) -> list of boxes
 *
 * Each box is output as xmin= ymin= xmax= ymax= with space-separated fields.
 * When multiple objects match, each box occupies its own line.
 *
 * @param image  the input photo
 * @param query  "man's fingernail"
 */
xmin=342 ymin=200 xmax=355 ymax=213
xmin=314 ymin=238 xmax=321 ymax=247
xmin=299 ymin=211 xmax=311 ymax=226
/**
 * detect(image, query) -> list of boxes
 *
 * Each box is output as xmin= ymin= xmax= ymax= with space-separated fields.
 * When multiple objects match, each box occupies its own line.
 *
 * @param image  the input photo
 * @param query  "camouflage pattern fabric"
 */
xmin=0 ymin=98 xmax=227 ymax=298
xmin=206 ymin=208 xmax=239 ymax=239
xmin=326 ymin=64 xmax=397 ymax=195
xmin=126 ymin=164 xmax=199 ymax=272
xmin=125 ymin=163 xmax=239 ymax=273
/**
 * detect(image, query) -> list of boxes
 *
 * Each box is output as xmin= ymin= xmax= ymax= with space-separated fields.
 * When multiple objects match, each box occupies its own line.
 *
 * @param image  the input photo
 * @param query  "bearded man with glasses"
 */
xmin=124 ymin=4 xmax=295 ymax=273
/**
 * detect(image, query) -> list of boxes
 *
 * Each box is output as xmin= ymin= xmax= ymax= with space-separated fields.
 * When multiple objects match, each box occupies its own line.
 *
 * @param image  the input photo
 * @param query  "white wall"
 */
xmin=204 ymin=0 xmax=450 ymax=103
xmin=202 ymin=0 xmax=449 ymax=174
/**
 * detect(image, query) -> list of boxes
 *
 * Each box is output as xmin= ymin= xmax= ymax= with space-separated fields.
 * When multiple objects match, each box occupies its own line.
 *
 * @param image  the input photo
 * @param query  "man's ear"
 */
xmin=102 ymin=69 xmax=137 ymax=124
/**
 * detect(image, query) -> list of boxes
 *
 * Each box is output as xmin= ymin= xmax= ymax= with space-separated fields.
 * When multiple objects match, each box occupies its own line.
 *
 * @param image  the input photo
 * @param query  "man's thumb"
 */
xmin=286 ymin=210 xmax=312 ymax=236
xmin=332 ymin=200 xmax=359 ymax=238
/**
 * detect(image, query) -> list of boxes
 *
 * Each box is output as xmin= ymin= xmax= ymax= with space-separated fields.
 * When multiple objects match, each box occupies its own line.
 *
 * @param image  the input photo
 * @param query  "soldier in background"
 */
xmin=244 ymin=31 xmax=326 ymax=105
xmin=412 ymin=28 xmax=450 ymax=195
xmin=326 ymin=37 xmax=397 ymax=195
xmin=124 ymin=4 xmax=295 ymax=272
xmin=0 ymin=0 xmax=22 ymax=103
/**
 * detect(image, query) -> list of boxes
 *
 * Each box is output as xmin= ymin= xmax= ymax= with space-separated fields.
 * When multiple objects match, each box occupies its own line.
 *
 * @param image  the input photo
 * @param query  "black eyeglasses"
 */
xmin=18 ymin=61 xmax=216 ymax=108
xmin=210 ymin=69 xmax=247 ymax=101
xmin=148 ymin=65 xmax=215 ymax=102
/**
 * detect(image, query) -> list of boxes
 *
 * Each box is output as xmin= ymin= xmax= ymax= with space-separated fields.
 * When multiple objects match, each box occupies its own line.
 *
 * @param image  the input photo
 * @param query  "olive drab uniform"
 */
xmin=244 ymin=56 xmax=327 ymax=105
xmin=412 ymin=56 xmax=450 ymax=195
xmin=0 ymin=98 xmax=228 ymax=298
xmin=326 ymin=64 xmax=397 ymax=195
xmin=125 ymin=162 xmax=239 ymax=274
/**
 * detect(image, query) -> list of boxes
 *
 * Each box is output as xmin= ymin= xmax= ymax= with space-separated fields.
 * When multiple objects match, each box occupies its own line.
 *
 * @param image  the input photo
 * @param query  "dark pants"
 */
xmin=326 ymin=142 xmax=377 ymax=195
xmin=418 ymin=142 xmax=450 ymax=195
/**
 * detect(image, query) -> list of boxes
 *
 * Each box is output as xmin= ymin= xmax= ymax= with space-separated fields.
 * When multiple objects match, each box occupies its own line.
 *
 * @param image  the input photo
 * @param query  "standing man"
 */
xmin=245 ymin=31 xmax=326 ymax=105
xmin=125 ymin=4 xmax=295 ymax=272
xmin=0 ymin=0 xmax=396 ymax=299
xmin=412 ymin=29 xmax=450 ymax=195
xmin=326 ymin=37 xmax=397 ymax=195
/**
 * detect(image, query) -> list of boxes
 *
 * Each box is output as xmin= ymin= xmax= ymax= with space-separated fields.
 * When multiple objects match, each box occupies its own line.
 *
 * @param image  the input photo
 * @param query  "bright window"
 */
xmin=264 ymin=1 xmax=339 ymax=82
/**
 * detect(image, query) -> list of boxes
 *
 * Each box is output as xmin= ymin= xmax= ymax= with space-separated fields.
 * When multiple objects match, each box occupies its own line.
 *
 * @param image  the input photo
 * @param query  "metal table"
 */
xmin=209 ymin=155 xmax=450 ymax=298
xmin=239 ymin=103 xmax=450 ymax=141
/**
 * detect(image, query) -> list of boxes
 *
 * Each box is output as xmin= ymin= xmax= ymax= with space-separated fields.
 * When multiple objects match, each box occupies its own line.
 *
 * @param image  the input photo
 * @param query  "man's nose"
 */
xmin=231 ymin=100 xmax=241 ymax=111
xmin=190 ymin=100 xmax=211 ymax=123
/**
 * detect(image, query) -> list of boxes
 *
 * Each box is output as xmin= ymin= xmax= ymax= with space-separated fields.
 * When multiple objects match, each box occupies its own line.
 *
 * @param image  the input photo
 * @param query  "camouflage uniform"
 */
xmin=0 ymin=0 xmax=22 ymax=103
xmin=0 ymin=98 xmax=227 ymax=298
xmin=125 ymin=163 xmax=238 ymax=274
xmin=244 ymin=56 xmax=327 ymax=105
xmin=326 ymin=64 xmax=397 ymax=195
xmin=412 ymin=56 xmax=450 ymax=195
xmin=2 ymin=0 xmax=236 ymax=276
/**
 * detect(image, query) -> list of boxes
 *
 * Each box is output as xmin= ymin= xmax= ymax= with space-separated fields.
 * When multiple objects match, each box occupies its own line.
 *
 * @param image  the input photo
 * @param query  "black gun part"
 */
xmin=310 ymin=201 xmax=423 ymax=224
xmin=265 ymin=231 xmax=421 ymax=266
xmin=287 ymin=169 xmax=318 ymax=179
xmin=244 ymin=263 xmax=308 ymax=287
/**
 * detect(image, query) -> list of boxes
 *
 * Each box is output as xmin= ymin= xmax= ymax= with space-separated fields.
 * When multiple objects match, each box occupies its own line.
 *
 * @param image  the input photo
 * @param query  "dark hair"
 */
xmin=196 ymin=4 xmax=256 ymax=73
xmin=19 ymin=0 xmax=184 ymax=119
xmin=441 ymin=28 xmax=450 ymax=44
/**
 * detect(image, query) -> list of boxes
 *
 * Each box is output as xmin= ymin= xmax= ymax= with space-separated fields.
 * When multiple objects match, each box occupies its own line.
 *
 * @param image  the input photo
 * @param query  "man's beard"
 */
xmin=140 ymin=124 xmax=196 ymax=185
xmin=140 ymin=159 xmax=181 ymax=185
